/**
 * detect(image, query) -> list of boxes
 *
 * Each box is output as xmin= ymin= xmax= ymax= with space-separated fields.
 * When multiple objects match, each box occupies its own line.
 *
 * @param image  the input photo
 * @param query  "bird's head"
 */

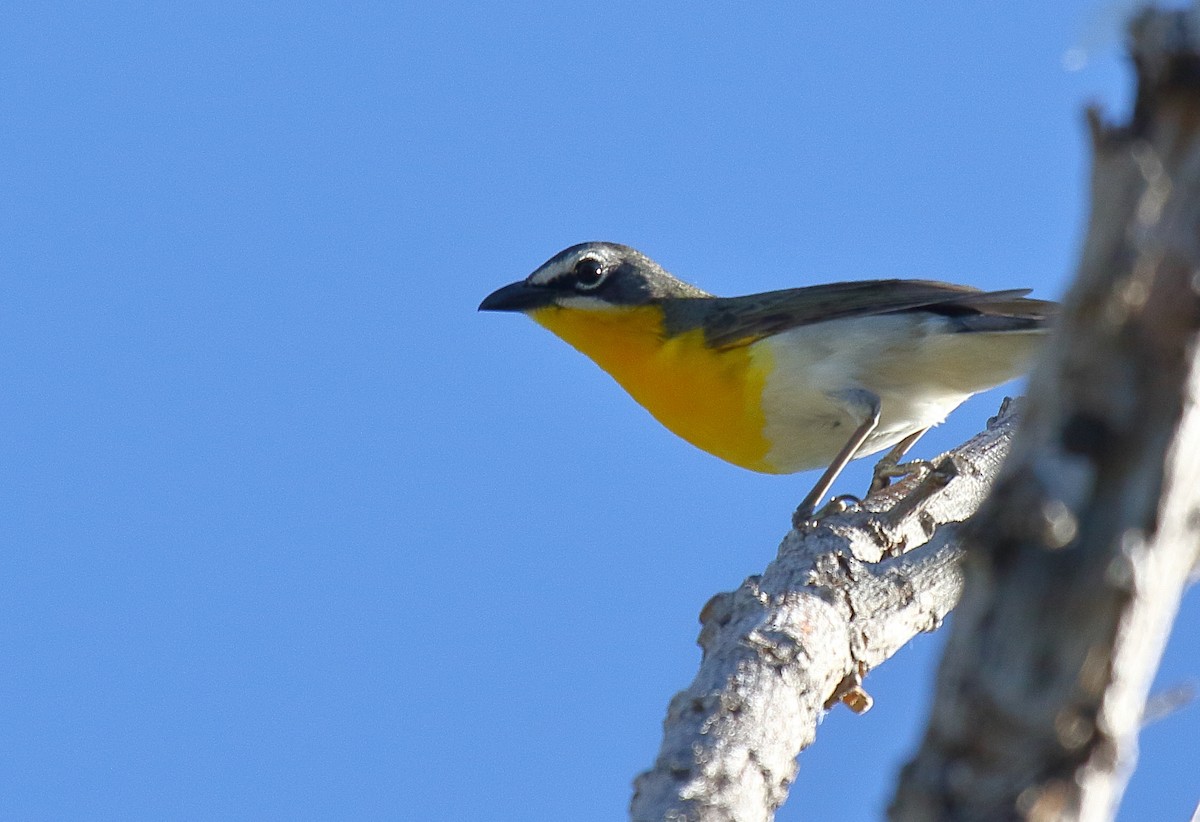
xmin=478 ymin=242 xmax=709 ymax=315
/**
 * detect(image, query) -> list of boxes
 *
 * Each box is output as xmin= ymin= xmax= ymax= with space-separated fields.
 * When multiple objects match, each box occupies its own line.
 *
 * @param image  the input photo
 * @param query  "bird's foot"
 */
xmin=868 ymin=457 xmax=935 ymax=495
xmin=791 ymin=494 xmax=861 ymax=529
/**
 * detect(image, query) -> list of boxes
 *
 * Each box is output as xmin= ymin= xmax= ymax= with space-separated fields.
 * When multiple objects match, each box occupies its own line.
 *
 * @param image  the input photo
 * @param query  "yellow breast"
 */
xmin=531 ymin=305 xmax=778 ymax=473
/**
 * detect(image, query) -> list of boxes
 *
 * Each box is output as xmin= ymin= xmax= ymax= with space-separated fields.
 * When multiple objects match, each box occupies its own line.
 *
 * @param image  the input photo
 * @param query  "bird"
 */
xmin=480 ymin=242 xmax=1055 ymax=526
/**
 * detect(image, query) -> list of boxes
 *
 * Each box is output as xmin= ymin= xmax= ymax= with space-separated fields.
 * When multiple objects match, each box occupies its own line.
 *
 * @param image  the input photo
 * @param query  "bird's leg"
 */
xmin=868 ymin=427 xmax=931 ymax=494
xmin=793 ymin=390 xmax=881 ymax=528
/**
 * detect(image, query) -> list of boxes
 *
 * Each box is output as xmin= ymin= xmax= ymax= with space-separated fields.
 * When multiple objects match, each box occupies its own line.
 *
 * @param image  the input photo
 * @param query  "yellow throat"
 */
xmin=531 ymin=305 xmax=777 ymax=473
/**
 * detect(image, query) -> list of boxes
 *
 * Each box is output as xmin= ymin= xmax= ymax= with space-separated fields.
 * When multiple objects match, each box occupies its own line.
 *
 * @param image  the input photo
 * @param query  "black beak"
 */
xmin=478 ymin=280 xmax=554 ymax=312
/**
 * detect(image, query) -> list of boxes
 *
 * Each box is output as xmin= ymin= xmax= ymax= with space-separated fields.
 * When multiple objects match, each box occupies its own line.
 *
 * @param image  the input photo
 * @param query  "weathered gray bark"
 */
xmin=631 ymin=8 xmax=1200 ymax=822
xmin=889 ymin=9 xmax=1200 ymax=822
xmin=629 ymin=403 xmax=1020 ymax=822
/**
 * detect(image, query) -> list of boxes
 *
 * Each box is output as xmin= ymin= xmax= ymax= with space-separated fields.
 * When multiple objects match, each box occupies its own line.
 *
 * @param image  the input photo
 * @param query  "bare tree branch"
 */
xmin=629 ymin=402 xmax=1019 ymax=822
xmin=632 ymin=7 xmax=1200 ymax=822
xmin=890 ymin=8 xmax=1200 ymax=821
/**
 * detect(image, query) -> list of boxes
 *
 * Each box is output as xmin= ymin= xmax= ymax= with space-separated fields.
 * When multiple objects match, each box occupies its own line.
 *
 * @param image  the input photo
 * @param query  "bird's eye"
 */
xmin=573 ymin=257 xmax=606 ymax=290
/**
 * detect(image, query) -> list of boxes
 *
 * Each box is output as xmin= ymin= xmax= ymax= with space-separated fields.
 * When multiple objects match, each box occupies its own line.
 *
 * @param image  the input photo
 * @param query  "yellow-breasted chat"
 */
xmin=480 ymin=242 xmax=1055 ymax=526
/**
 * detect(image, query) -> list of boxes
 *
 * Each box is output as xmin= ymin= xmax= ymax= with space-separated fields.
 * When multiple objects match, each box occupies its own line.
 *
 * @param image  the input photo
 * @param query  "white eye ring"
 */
xmin=573 ymin=257 xmax=607 ymax=290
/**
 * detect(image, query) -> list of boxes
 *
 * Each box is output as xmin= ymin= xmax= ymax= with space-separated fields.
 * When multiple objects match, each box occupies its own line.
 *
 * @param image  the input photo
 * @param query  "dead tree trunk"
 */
xmin=632 ymin=7 xmax=1200 ymax=822
xmin=889 ymin=8 xmax=1200 ymax=821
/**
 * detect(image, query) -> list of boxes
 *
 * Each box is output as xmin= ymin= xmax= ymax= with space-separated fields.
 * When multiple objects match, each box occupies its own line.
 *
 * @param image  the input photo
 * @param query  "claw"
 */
xmin=821 ymin=494 xmax=861 ymax=515
xmin=869 ymin=458 xmax=935 ymax=494
xmin=867 ymin=427 xmax=931 ymax=494
xmin=792 ymin=494 xmax=862 ymax=529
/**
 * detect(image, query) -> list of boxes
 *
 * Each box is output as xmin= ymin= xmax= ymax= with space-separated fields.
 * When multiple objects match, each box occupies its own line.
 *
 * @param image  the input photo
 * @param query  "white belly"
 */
xmin=750 ymin=314 xmax=1041 ymax=473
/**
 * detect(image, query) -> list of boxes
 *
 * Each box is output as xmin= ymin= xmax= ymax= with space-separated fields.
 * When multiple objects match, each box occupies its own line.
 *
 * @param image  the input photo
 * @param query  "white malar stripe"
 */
xmin=555 ymin=294 xmax=626 ymax=312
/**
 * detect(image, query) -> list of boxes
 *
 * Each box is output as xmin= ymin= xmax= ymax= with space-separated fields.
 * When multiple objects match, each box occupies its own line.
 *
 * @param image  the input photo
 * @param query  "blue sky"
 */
xmin=4 ymin=2 xmax=1196 ymax=820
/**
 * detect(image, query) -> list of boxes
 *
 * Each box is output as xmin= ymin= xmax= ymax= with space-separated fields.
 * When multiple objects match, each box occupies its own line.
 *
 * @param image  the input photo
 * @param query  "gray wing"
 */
xmin=661 ymin=279 xmax=1056 ymax=349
